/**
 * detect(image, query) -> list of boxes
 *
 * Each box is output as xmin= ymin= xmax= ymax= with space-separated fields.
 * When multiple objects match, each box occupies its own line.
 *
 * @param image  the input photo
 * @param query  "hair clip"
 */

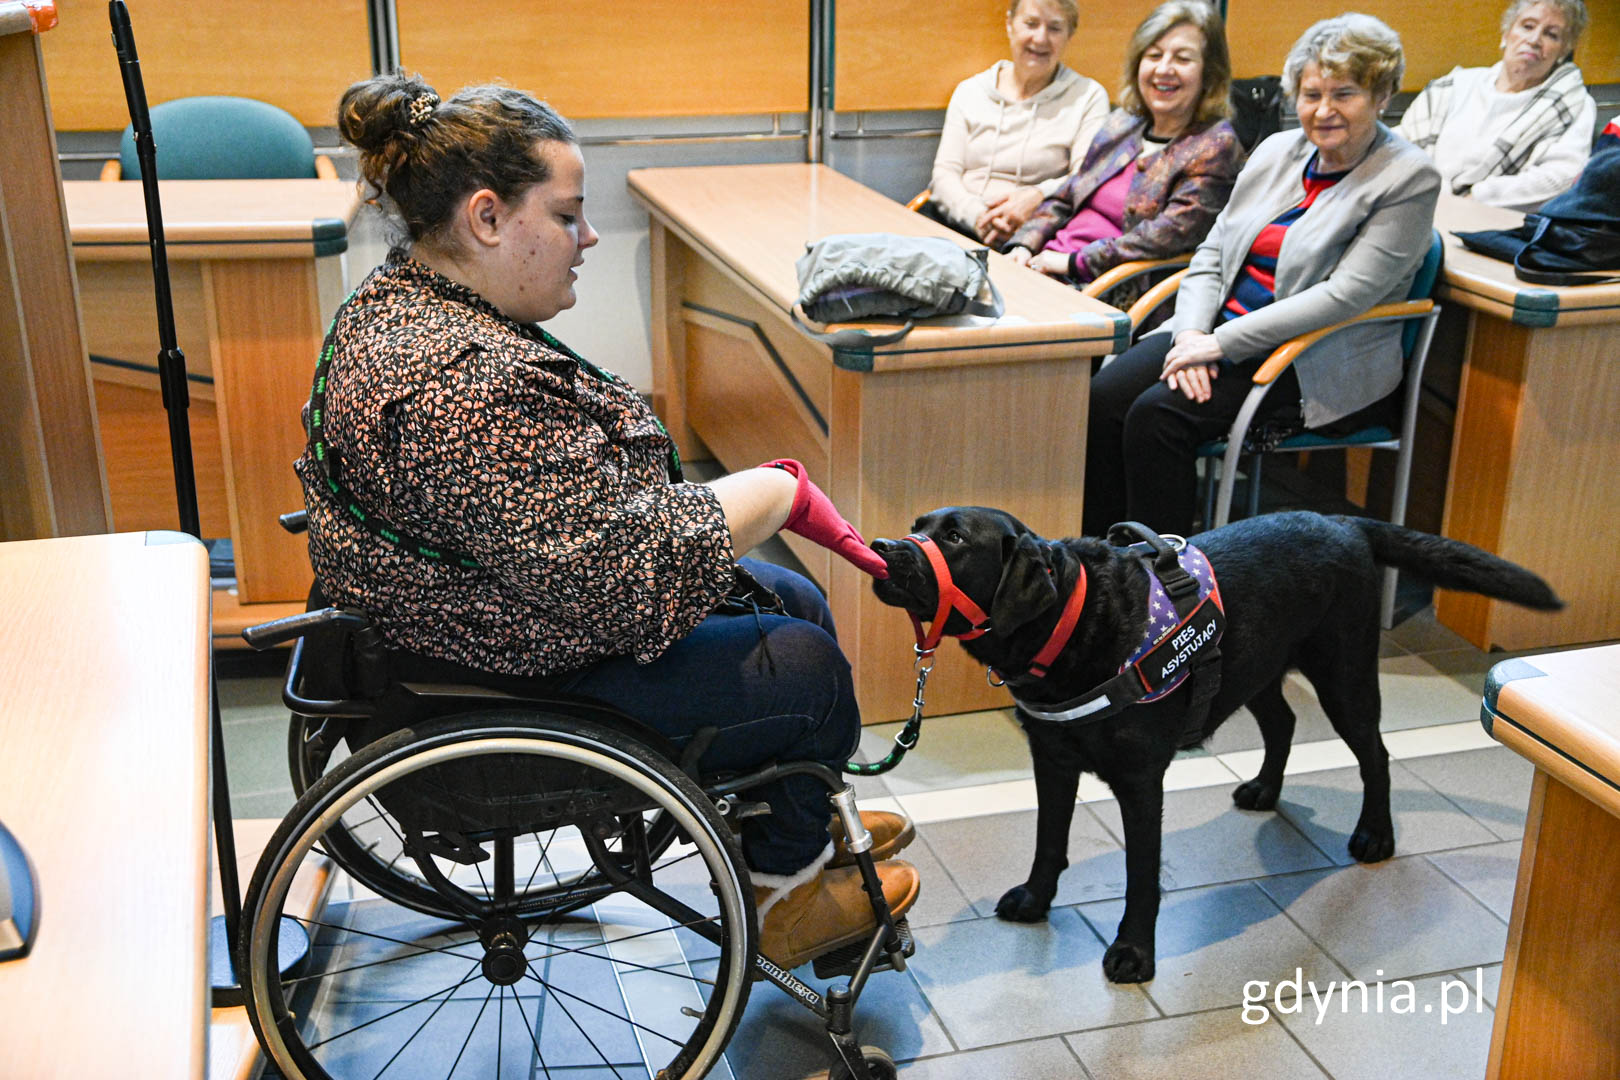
xmin=407 ymin=92 xmax=440 ymax=128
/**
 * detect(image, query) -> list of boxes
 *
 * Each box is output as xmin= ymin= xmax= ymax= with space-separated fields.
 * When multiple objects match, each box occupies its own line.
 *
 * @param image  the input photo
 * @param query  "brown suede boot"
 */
xmin=828 ymin=810 xmax=916 ymax=868
xmin=754 ymin=852 xmax=921 ymax=971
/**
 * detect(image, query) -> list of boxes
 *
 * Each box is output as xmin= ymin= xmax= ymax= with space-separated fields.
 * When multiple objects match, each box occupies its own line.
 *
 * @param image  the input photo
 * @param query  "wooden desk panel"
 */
xmin=66 ymin=179 xmax=360 ymax=608
xmin=630 ymin=163 xmax=1117 ymax=720
xmin=1482 ymin=646 xmax=1620 ymax=1080
xmin=0 ymin=531 xmax=211 ymax=1079
xmin=1431 ymin=194 xmax=1620 ymax=650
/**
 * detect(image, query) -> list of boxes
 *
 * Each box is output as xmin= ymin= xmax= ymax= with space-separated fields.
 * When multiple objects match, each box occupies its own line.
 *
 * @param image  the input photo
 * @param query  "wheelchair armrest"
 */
xmin=1251 ymin=300 xmax=1436 ymax=385
xmin=1083 ymin=255 xmax=1193 ymax=301
xmin=1125 ymin=267 xmax=1190 ymax=329
xmin=242 ymin=606 xmax=372 ymax=651
xmin=280 ymin=510 xmax=308 ymax=534
xmin=904 ymin=187 xmax=932 ymax=212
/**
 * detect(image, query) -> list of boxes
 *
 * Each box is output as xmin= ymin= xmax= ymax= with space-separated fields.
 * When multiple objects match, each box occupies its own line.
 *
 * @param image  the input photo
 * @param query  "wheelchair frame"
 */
xmin=239 ymin=599 xmax=912 ymax=1080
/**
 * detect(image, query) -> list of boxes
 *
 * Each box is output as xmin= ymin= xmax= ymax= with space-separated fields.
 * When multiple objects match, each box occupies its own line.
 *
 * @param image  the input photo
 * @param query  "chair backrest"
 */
xmin=119 ymin=96 xmax=317 ymax=181
xmin=1402 ymin=229 xmax=1444 ymax=353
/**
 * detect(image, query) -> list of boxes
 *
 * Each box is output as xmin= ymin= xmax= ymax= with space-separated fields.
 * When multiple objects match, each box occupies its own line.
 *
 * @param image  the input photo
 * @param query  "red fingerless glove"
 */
xmin=761 ymin=459 xmax=889 ymax=579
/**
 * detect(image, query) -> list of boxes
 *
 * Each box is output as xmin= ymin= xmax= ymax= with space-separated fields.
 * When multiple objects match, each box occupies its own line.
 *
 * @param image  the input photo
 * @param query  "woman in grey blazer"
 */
xmin=1084 ymin=13 xmax=1441 ymax=538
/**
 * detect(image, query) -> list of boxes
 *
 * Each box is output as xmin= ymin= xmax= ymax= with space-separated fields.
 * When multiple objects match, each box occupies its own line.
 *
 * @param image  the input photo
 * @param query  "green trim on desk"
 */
xmin=312 ymin=217 xmax=350 ymax=257
xmin=830 ymin=333 xmax=1109 ymax=371
xmin=1106 ymin=310 xmax=1132 ymax=354
xmin=1482 ymin=705 xmax=1620 ymax=798
xmin=1511 ymin=289 xmax=1560 ymax=327
xmin=1479 ymin=657 xmax=1547 ymax=736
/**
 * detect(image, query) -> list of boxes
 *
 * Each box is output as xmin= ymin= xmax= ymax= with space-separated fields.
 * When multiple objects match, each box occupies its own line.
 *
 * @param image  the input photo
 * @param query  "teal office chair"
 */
xmin=102 ymin=95 xmax=336 ymax=181
xmin=1196 ymin=230 xmax=1445 ymax=626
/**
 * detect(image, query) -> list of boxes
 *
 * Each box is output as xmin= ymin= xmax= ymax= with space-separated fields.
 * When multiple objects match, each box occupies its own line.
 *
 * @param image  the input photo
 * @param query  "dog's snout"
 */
xmin=871 ymin=537 xmax=906 ymax=556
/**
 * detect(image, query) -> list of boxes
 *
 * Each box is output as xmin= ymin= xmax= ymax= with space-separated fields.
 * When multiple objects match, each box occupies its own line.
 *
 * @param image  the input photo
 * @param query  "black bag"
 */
xmin=1454 ymin=132 xmax=1620 ymax=285
xmin=1229 ymin=76 xmax=1283 ymax=152
xmin=792 ymin=232 xmax=1004 ymax=346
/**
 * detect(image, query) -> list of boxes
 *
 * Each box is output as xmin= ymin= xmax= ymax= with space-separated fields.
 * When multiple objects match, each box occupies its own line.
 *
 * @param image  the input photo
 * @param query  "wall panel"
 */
xmin=1226 ymin=0 xmax=1620 ymax=89
xmin=396 ymin=1 xmax=808 ymax=119
xmin=835 ymin=0 xmax=1161 ymax=111
xmin=40 ymin=0 xmax=371 ymax=131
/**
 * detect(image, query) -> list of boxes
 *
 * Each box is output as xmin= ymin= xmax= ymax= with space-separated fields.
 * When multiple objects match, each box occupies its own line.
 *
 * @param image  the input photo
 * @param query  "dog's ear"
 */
xmin=991 ymin=533 xmax=1060 ymax=636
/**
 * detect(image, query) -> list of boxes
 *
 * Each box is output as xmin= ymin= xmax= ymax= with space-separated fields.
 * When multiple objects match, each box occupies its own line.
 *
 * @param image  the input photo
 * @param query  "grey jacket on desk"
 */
xmin=1168 ymin=124 xmax=1441 ymax=428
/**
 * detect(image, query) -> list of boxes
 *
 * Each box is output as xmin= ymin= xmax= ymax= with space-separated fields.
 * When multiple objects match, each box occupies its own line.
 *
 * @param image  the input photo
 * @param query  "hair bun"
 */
xmin=338 ymin=71 xmax=440 ymax=154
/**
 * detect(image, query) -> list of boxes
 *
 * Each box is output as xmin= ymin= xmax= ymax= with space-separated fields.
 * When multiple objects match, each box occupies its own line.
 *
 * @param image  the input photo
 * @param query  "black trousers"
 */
xmin=1084 ymin=332 xmax=1302 ymax=538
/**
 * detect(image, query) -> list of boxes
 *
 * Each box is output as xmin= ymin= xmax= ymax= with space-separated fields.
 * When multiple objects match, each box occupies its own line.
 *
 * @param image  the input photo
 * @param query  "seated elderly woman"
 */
xmin=922 ymin=0 xmax=1110 ymax=246
xmin=1084 ymin=13 xmax=1440 ymax=539
xmin=1398 ymin=0 xmax=1594 ymax=211
xmin=1006 ymin=0 xmax=1244 ymax=294
xmin=306 ymin=73 xmax=920 ymax=972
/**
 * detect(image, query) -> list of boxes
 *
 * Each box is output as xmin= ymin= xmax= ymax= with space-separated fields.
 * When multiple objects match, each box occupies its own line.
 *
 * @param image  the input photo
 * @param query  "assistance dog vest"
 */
xmin=1012 ymin=525 xmax=1225 ymax=728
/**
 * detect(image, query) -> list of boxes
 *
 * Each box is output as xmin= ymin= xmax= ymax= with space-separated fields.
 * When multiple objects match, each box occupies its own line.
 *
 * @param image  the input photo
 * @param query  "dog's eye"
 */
xmin=945 ymin=529 xmax=965 ymax=545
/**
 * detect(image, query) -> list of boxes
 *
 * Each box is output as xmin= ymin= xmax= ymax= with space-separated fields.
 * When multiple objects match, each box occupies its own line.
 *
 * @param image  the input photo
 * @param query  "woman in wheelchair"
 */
xmin=1083 ymin=13 xmax=1440 ymax=538
xmin=299 ymin=71 xmax=918 ymax=986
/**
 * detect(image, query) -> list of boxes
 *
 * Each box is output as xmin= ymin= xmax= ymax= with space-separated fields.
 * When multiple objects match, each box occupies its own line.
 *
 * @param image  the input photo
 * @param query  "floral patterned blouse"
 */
xmin=295 ymin=251 xmax=735 ymax=676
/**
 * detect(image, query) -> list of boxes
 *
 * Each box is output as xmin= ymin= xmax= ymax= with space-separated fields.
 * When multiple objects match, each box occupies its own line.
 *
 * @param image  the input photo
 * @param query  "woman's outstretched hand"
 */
xmin=760 ymin=459 xmax=889 ymax=578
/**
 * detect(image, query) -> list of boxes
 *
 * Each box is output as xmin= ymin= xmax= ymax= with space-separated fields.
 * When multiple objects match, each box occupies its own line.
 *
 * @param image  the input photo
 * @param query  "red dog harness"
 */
xmin=905 ymin=533 xmax=992 ymax=655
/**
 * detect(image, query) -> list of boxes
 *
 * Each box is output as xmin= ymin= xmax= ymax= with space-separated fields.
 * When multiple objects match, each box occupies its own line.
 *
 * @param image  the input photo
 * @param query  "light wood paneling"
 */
xmin=0 ymin=532 xmax=211 ymax=1078
xmin=0 ymin=29 xmax=109 ymax=540
xmin=396 ymin=0 xmax=808 ymax=119
xmin=65 ymin=179 xmax=362 ymax=253
xmin=835 ymin=0 xmax=1157 ymax=112
xmin=1226 ymin=0 xmax=1620 ymax=88
xmin=39 ymin=0 xmax=371 ymax=130
xmin=205 ymin=259 xmax=319 ymax=604
xmin=79 ymin=259 xmax=215 ymax=386
xmin=94 ymin=381 xmax=230 ymax=537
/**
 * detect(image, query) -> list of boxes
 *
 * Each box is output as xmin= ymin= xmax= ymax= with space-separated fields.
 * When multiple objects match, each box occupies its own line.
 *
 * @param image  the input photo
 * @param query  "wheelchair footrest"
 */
xmin=812 ymin=918 xmax=914 ymax=981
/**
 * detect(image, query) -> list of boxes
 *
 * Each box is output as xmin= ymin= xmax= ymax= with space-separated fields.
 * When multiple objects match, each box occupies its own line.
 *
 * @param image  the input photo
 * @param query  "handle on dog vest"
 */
xmin=1106 ymin=521 xmax=1198 ymax=611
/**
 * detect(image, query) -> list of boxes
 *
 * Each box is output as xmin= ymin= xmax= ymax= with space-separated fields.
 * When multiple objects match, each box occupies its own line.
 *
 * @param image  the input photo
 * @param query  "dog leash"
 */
xmin=844 ymin=533 xmax=987 ymax=776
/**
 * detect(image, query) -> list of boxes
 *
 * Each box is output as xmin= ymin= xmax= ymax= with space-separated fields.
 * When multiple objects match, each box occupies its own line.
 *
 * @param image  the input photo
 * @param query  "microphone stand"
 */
xmin=108 ymin=0 xmax=307 ymax=1007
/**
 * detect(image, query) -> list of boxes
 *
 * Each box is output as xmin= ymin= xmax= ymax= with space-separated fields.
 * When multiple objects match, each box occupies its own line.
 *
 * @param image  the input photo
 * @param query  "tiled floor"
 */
xmin=218 ymin=602 xmax=1572 ymax=1080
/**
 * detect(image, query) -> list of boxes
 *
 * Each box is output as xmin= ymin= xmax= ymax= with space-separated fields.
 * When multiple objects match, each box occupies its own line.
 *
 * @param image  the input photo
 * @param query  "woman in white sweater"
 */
xmin=1397 ymin=0 xmax=1594 ymax=212
xmin=924 ymin=0 xmax=1109 ymax=246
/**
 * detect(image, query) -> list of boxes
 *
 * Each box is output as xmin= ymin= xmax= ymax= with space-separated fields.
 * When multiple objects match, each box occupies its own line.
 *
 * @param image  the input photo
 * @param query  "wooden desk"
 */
xmin=1480 ymin=644 xmax=1620 ymax=1080
xmin=1432 ymin=193 xmax=1620 ymax=651
xmin=628 ymin=163 xmax=1125 ymax=720
xmin=65 ymin=178 xmax=361 ymax=619
xmin=0 ymin=531 xmax=211 ymax=1079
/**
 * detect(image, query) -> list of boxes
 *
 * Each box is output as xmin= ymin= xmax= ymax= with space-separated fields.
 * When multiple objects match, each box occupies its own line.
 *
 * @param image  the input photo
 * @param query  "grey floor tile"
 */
xmin=1426 ymin=841 xmax=1522 ymax=922
xmin=1387 ymin=609 xmax=1477 ymax=656
xmin=1477 ymin=962 xmax=1502 ymax=1008
xmin=1270 ymin=760 xmax=1499 ymax=867
xmin=895 ymin=1038 xmax=1086 ymax=1079
xmin=1278 ymin=971 xmax=1494 ymax=1080
xmin=857 ymin=710 xmax=1032 ymax=795
xmin=1087 ymin=785 xmax=1334 ymax=890
xmin=1077 ymin=882 xmax=1346 ymax=1016
xmin=907 ymin=909 xmax=1157 ymax=1049
xmin=1256 ymin=856 xmax=1507 ymax=980
xmin=1401 ymin=747 xmax=1533 ymax=840
xmin=717 ymin=966 xmax=952 ymax=1079
xmin=218 ymin=674 xmax=286 ymax=717
xmin=901 ymin=832 xmax=979 ymax=928
xmin=919 ymin=807 xmax=1131 ymax=916
xmin=296 ymin=995 xmax=553 ymax=1078
xmin=221 ymin=711 xmax=296 ymax=796
xmin=1377 ymin=653 xmax=1487 ymax=729
xmin=1066 ymin=1008 xmax=1328 ymax=1080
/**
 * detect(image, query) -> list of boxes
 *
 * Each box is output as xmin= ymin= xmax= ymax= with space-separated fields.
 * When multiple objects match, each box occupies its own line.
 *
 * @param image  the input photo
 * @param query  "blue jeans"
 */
xmin=391 ymin=559 xmax=860 ymax=876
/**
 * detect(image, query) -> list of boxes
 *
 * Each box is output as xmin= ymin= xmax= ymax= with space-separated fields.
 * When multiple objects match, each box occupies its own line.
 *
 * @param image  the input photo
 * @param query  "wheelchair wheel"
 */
xmin=245 ymin=712 xmax=755 ymax=1080
xmin=830 ymin=1046 xmax=898 ymax=1080
xmin=287 ymin=711 xmax=687 ymax=921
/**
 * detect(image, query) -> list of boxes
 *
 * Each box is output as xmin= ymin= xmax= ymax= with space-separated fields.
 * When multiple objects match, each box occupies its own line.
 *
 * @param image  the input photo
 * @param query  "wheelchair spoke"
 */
xmin=363 ymin=961 xmax=475 ymax=1080
xmin=305 ymin=964 xmax=484 ymax=1051
xmin=523 ymin=972 xmax=632 ymax=1080
xmin=446 ymin=982 xmax=498 ymax=1079
xmin=522 ymin=917 xmax=722 ymax=984
xmin=509 ymin=989 xmax=557 ymax=1080
xmin=284 ymin=914 xmax=484 ymax=967
xmin=519 ymin=968 xmax=689 ymax=1048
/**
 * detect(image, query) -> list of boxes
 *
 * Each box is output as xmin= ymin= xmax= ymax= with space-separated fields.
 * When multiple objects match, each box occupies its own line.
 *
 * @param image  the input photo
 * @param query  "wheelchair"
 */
xmin=237 ymin=523 xmax=912 ymax=1080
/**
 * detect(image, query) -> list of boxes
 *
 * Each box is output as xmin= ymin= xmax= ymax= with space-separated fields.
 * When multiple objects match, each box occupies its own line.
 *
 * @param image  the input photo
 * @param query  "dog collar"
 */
xmin=1012 ymin=529 xmax=1224 ymax=725
xmin=905 ymin=533 xmax=991 ymax=656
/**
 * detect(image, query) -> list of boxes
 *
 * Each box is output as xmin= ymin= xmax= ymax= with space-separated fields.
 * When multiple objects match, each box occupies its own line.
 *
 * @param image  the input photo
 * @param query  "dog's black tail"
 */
xmin=1340 ymin=517 xmax=1563 ymax=610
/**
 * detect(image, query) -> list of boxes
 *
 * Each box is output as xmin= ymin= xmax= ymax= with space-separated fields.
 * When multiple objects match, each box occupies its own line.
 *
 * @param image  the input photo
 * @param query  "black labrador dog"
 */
xmin=871 ymin=509 xmax=1560 ymax=983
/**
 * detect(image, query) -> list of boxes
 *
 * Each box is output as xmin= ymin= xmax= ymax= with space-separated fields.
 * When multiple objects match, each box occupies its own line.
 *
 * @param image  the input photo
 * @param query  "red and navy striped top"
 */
xmin=1220 ymin=155 xmax=1354 ymax=325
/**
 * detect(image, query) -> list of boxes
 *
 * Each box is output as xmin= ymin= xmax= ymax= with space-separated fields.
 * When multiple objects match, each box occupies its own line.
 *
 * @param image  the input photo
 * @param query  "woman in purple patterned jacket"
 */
xmin=1006 ymin=1 xmax=1243 ymax=295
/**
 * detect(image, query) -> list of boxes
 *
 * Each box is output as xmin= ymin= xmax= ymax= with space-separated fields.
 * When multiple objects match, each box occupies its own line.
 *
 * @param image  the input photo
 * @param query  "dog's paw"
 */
xmin=1348 ymin=824 xmax=1396 ymax=863
xmin=1233 ymin=778 xmax=1281 ymax=811
xmin=994 ymin=884 xmax=1053 ymax=923
xmin=1102 ymin=940 xmax=1156 ymax=983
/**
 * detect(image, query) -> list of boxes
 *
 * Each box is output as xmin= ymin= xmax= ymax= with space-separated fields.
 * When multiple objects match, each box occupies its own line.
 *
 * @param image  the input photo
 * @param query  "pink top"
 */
xmin=1045 ymin=161 xmax=1135 ymax=256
